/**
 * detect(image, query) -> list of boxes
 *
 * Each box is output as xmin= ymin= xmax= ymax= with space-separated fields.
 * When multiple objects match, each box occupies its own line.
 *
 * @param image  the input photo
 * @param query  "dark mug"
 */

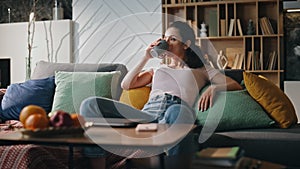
xmin=150 ymin=40 xmax=169 ymax=59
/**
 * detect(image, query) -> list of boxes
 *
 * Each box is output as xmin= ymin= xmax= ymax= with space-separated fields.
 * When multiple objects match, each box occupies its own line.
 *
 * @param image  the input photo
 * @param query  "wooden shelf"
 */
xmin=163 ymin=0 xmax=283 ymax=87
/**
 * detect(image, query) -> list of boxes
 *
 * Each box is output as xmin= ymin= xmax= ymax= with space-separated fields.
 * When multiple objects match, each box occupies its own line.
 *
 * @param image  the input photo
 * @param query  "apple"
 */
xmin=49 ymin=110 xmax=73 ymax=127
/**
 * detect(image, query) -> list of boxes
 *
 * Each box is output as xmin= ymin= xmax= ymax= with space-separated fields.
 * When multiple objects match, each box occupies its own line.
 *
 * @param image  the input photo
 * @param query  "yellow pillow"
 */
xmin=243 ymin=72 xmax=297 ymax=128
xmin=119 ymin=86 xmax=151 ymax=110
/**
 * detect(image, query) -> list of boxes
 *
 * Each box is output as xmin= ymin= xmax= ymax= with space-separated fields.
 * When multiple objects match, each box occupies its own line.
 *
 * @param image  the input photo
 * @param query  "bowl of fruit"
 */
xmin=19 ymin=105 xmax=90 ymax=137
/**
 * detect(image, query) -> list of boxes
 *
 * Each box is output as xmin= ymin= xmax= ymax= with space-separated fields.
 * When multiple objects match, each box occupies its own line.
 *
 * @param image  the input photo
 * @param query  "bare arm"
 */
xmin=121 ymin=56 xmax=153 ymax=90
xmin=210 ymin=73 xmax=243 ymax=91
xmin=199 ymin=73 xmax=243 ymax=111
xmin=121 ymin=39 xmax=160 ymax=90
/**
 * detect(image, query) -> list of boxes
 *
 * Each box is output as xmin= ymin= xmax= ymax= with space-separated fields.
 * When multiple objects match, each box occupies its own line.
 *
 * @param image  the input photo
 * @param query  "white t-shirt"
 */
xmin=150 ymin=64 xmax=220 ymax=107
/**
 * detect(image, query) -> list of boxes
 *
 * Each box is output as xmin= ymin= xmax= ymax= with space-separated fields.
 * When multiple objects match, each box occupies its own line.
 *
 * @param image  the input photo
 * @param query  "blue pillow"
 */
xmin=0 ymin=76 xmax=55 ymax=121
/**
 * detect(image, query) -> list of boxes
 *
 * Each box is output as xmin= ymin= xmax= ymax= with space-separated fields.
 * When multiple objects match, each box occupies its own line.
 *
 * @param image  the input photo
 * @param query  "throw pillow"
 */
xmin=0 ymin=76 xmax=55 ymax=121
xmin=243 ymin=72 xmax=297 ymax=128
xmin=197 ymin=89 xmax=275 ymax=131
xmin=119 ymin=86 xmax=151 ymax=110
xmin=51 ymin=71 xmax=121 ymax=114
xmin=31 ymin=61 xmax=128 ymax=100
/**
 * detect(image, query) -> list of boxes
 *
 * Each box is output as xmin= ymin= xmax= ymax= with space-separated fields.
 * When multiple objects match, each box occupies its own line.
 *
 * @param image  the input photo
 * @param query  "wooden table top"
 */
xmin=0 ymin=124 xmax=195 ymax=148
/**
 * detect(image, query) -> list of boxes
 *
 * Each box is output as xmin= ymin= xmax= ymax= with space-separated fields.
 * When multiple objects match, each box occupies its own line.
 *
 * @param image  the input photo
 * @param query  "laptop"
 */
xmin=85 ymin=117 xmax=146 ymax=127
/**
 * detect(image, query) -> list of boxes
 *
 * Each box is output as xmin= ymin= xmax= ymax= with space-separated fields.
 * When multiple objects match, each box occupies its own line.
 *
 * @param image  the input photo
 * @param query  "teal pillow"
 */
xmin=197 ymin=89 xmax=275 ymax=131
xmin=52 ymin=71 xmax=121 ymax=113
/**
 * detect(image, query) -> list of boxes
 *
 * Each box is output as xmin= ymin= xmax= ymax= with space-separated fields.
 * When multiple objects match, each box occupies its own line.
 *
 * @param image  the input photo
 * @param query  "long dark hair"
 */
xmin=168 ymin=21 xmax=204 ymax=68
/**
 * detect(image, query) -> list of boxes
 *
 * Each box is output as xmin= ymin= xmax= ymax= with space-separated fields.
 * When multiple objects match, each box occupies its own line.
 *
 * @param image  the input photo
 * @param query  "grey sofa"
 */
xmin=12 ymin=62 xmax=300 ymax=168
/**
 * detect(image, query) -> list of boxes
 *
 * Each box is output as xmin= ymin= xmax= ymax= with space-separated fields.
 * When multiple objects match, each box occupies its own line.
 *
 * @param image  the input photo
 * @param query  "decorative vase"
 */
xmin=247 ymin=19 xmax=255 ymax=35
xmin=200 ymin=23 xmax=207 ymax=37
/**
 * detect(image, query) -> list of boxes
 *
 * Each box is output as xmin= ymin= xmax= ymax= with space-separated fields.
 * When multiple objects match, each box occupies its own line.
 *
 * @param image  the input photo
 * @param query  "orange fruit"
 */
xmin=70 ymin=114 xmax=85 ymax=127
xmin=24 ymin=114 xmax=49 ymax=130
xmin=19 ymin=105 xmax=47 ymax=125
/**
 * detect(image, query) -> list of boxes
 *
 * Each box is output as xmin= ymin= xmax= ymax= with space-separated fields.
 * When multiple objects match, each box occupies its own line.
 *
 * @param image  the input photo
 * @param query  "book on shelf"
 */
xmin=226 ymin=48 xmax=243 ymax=68
xmin=232 ymin=54 xmax=239 ymax=69
xmin=253 ymin=51 xmax=261 ymax=70
xmin=259 ymin=18 xmax=267 ymax=35
xmin=237 ymin=19 xmax=243 ymax=36
xmin=232 ymin=53 xmax=244 ymax=69
xmin=266 ymin=51 xmax=277 ymax=70
xmin=265 ymin=17 xmax=274 ymax=34
xmin=260 ymin=17 xmax=274 ymax=35
xmin=220 ymin=19 xmax=226 ymax=36
xmin=191 ymin=146 xmax=244 ymax=168
xmin=246 ymin=51 xmax=253 ymax=70
xmin=227 ymin=19 xmax=235 ymax=36
xmin=260 ymin=52 xmax=264 ymax=70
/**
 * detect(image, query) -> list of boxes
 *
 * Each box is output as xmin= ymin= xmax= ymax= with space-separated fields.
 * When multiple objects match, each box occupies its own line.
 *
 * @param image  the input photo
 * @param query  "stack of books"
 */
xmin=259 ymin=17 xmax=275 ymax=35
xmin=190 ymin=146 xmax=244 ymax=168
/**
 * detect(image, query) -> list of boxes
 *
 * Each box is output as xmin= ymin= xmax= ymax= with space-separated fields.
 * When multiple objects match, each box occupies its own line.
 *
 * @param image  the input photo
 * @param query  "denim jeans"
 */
xmin=80 ymin=93 xmax=197 ymax=157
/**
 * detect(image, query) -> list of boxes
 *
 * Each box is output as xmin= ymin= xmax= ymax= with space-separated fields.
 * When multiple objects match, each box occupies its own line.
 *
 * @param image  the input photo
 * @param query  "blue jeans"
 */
xmin=80 ymin=93 xmax=197 ymax=157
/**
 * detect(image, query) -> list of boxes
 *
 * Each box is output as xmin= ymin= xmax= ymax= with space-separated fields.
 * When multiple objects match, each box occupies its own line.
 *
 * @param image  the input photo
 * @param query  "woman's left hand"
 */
xmin=198 ymin=85 xmax=217 ymax=112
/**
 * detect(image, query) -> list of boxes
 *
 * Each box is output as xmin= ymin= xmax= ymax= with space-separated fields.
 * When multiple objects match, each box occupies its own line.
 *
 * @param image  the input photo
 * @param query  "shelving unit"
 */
xmin=162 ymin=0 xmax=283 ymax=87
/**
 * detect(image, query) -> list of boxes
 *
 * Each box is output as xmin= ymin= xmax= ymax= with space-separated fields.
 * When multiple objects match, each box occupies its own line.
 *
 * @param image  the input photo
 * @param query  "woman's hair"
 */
xmin=169 ymin=21 xmax=204 ymax=68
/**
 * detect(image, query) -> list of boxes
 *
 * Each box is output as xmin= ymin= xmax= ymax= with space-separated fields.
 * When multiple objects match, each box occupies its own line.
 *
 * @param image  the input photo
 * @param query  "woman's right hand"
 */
xmin=145 ymin=38 xmax=162 ymax=59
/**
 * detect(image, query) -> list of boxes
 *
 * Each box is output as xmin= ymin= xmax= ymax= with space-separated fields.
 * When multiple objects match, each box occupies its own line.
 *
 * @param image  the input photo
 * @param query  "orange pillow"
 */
xmin=119 ymin=86 xmax=151 ymax=110
xmin=243 ymin=72 xmax=297 ymax=128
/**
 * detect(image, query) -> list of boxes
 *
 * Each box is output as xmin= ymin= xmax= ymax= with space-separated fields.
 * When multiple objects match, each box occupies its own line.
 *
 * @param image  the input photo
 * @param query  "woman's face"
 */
xmin=163 ymin=27 xmax=187 ymax=60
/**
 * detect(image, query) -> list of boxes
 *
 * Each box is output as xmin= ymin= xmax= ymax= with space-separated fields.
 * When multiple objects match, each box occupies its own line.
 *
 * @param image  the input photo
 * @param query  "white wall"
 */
xmin=0 ymin=20 xmax=73 ymax=83
xmin=0 ymin=0 xmax=162 ymax=84
xmin=72 ymin=0 xmax=162 ymax=69
xmin=284 ymin=81 xmax=300 ymax=123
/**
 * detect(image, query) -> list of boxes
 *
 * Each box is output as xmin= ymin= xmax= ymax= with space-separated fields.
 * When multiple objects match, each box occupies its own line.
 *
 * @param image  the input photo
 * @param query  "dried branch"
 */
xmin=26 ymin=0 xmax=39 ymax=80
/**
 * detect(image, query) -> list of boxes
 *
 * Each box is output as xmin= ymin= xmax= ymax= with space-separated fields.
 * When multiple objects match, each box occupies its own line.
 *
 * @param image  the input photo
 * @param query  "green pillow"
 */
xmin=52 ymin=71 xmax=121 ymax=113
xmin=197 ymin=89 xmax=275 ymax=131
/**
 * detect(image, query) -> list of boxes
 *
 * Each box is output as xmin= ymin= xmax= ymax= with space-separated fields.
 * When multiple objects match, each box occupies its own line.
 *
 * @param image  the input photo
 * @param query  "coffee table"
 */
xmin=0 ymin=123 xmax=195 ymax=169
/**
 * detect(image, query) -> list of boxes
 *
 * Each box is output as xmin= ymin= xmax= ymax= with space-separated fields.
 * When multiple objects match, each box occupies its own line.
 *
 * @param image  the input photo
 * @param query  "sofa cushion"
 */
xmin=119 ymin=86 xmax=151 ymax=110
xmin=51 ymin=71 xmax=121 ymax=113
xmin=0 ymin=76 xmax=55 ymax=121
xmin=31 ymin=61 xmax=128 ymax=100
xmin=197 ymin=89 xmax=275 ymax=132
xmin=243 ymin=72 xmax=297 ymax=128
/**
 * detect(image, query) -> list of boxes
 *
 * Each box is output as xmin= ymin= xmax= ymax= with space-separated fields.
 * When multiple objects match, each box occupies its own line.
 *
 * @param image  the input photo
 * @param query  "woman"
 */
xmin=80 ymin=21 xmax=242 ymax=169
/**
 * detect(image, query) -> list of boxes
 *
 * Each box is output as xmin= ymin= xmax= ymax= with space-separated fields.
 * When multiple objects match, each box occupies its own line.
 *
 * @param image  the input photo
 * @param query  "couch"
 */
xmin=0 ymin=61 xmax=299 ymax=168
